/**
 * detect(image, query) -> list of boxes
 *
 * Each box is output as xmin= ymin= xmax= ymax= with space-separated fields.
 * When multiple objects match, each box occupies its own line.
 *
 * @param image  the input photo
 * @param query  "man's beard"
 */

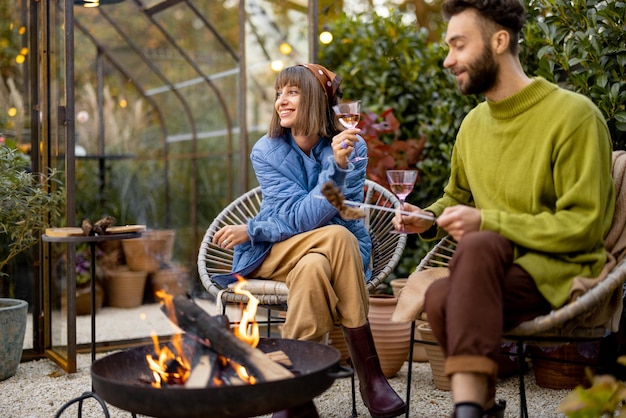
xmin=458 ymin=45 xmax=498 ymax=96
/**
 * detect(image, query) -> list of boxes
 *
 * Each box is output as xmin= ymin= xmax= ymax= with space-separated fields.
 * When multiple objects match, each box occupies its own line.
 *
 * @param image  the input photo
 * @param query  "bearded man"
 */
xmin=393 ymin=1 xmax=615 ymax=417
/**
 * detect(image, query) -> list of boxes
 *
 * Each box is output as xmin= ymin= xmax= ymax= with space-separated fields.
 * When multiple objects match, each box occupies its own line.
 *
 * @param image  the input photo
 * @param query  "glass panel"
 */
xmin=245 ymin=0 xmax=310 ymax=146
xmin=70 ymin=0 xmax=245 ymax=347
xmin=47 ymin=0 xmax=73 ymax=367
xmin=0 ymin=0 xmax=36 ymax=350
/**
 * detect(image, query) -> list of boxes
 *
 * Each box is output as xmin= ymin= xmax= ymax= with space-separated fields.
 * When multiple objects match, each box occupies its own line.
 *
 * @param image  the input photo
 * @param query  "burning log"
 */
xmin=164 ymin=295 xmax=294 ymax=383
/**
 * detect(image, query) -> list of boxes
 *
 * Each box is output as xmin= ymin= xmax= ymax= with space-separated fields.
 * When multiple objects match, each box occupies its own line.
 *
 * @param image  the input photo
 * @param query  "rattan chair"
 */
xmin=197 ymin=178 xmax=407 ymax=318
xmin=404 ymin=240 xmax=626 ymax=418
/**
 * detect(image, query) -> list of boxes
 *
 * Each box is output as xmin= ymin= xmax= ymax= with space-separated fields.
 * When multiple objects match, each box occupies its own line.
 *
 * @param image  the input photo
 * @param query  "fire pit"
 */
xmin=91 ymin=337 xmax=350 ymax=418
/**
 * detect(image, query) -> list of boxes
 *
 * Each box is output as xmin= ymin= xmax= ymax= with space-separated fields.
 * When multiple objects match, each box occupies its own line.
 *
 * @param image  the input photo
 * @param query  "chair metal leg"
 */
xmin=405 ymin=321 xmax=416 ymax=418
xmin=516 ymin=340 xmax=529 ymax=418
xmin=350 ymin=370 xmax=358 ymax=417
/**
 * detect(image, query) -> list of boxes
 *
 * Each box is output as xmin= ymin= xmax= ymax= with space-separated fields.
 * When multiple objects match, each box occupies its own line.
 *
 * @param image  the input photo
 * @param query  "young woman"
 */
xmin=213 ymin=63 xmax=406 ymax=418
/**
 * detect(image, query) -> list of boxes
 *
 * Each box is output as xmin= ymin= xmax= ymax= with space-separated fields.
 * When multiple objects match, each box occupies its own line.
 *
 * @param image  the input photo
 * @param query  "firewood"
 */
xmin=184 ymin=355 xmax=212 ymax=388
xmin=265 ymin=350 xmax=293 ymax=367
xmin=163 ymin=295 xmax=294 ymax=382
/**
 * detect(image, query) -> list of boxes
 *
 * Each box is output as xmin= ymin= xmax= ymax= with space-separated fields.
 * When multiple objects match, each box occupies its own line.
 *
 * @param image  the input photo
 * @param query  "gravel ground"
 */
xmin=0 ymin=351 xmax=570 ymax=418
xmin=3 ymin=298 xmax=571 ymax=417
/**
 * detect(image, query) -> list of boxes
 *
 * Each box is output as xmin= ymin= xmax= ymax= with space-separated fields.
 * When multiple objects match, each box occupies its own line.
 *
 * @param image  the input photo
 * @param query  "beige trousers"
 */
xmin=251 ymin=225 xmax=369 ymax=341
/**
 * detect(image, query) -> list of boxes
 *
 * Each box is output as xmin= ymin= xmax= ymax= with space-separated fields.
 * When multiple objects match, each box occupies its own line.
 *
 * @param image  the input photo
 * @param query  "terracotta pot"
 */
xmin=389 ymin=278 xmax=407 ymax=297
xmin=388 ymin=278 xmax=428 ymax=362
xmin=417 ymin=322 xmax=451 ymax=390
xmin=122 ymin=229 xmax=175 ymax=273
xmin=410 ymin=320 xmax=429 ymax=362
xmin=367 ymin=294 xmax=412 ymax=378
xmin=75 ymin=281 xmax=104 ymax=316
xmin=328 ymin=325 xmax=350 ymax=365
xmin=105 ymin=268 xmax=148 ymax=309
xmin=151 ymin=266 xmax=190 ymax=301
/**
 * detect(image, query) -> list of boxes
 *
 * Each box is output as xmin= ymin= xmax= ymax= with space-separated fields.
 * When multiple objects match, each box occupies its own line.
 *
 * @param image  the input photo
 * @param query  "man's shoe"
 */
xmin=483 ymin=399 xmax=506 ymax=418
xmin=451 ymin=403 xmax=482 ymax=418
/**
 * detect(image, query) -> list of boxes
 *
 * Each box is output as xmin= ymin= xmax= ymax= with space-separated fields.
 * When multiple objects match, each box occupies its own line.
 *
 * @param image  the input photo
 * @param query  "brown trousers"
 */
xmin=251 ymin=225 xmax=369 ymax=341
xmin=424 ymin=231 xmax=552 ymax=381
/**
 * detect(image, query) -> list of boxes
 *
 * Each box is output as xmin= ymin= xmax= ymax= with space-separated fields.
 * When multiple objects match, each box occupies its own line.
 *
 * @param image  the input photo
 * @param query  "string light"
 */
xmin=278 ymin=42 xmax=292 ymax=55
xmin=73 ymin=0 xmax=126 ymax=7
xmin=319 ymin=27 xmax=333 ymax=45
xmin=271 ymin=60 xmax=284 ymax=72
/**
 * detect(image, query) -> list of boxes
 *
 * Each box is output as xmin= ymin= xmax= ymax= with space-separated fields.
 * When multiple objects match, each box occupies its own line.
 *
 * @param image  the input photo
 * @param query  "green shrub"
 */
xmin=522 ymin=0 xmax=626 ymax=149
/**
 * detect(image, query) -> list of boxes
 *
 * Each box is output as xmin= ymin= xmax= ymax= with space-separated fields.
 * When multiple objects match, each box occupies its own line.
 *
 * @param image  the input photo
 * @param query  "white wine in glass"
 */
xmin=333 ymin=100 xmax=361 ymax=129
xmin=332 ymin=100 xmax=367 ymax=162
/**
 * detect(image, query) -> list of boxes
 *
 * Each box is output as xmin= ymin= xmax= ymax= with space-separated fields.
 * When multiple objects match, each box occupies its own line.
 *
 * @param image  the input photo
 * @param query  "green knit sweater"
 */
xmin=426 ymin=77 xmax=615 ymax=308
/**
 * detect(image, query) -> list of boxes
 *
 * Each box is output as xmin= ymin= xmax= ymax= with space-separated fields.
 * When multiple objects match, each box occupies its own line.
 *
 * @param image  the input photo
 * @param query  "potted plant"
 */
xmin=0 ymin=139 xmax=64 ymax=380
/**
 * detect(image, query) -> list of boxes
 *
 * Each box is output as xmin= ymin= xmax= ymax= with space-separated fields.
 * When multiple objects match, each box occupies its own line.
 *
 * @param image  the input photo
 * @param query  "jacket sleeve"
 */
xmin=246 ymin=138 xmax=367 ymax=244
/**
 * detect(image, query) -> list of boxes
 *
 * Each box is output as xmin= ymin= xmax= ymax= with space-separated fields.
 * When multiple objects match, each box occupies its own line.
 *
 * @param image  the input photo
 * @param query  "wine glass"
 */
xmin=332 ymin=100 xmax=368 ymax=162
xmin=386 ymin=169 xmax=419 ymax=234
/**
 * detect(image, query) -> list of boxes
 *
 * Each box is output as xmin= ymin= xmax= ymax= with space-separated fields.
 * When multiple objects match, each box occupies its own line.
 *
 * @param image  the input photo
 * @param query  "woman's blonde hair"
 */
xmin=268 ymin=66 xmax=343 ymax=139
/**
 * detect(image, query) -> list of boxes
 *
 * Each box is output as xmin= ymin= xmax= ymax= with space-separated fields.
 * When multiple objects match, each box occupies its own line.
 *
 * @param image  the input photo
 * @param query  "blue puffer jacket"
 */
xmin=212 ymin=132 xmax=372 ymax=288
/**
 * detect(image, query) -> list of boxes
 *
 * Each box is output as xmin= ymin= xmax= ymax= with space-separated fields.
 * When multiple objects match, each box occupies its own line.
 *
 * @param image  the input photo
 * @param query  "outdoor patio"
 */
xmin=2 ymin=294 xmax=572 ymax=418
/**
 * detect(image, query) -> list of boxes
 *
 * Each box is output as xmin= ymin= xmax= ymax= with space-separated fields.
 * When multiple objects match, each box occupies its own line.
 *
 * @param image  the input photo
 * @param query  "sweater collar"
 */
xmin=487 ymin=77 xmax=557 ymax=119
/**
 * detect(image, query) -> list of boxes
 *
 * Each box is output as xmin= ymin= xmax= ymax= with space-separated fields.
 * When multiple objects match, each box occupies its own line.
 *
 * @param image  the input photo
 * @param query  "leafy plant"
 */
xmin=0 ymin=141 xmax=65 ymax=280
xmin=521 ymin=0 xmax=626 ymax=149
xmin=558 ymin=356 xmax=626 ymax=417
xmin=359 ymin=108 xmax=425 ymax=187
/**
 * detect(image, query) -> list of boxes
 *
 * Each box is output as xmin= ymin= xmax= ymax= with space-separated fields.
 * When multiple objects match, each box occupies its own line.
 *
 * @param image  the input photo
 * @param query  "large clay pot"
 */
xmin=75 ymin=281 xmax=105 ymax=316
xmin=417 ymin=322 xmax=451 ymax=390
xmin=151 ymin=265 xmax=190 ymax=301
xmin=328 ymin=325 xmax=350 ymax=365
xmin=0 ymin=298 xmax=28 ymax=381
xmin=105 ymin=268 xmax=148 ymax=308
xmin=388 ymin=278 xmax=428 ymax=362
xmin=367 ymin=294 xmax=412 ymax=378
xmin=122 ymin=229 xmax=176 ymax=273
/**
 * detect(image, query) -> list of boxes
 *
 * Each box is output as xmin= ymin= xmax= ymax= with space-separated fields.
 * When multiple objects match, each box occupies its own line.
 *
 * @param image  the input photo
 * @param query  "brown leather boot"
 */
xmin=271 ymin=401 xmax=319 ymax=418
xmin=342 ymin=322 xmax=406 ymax=418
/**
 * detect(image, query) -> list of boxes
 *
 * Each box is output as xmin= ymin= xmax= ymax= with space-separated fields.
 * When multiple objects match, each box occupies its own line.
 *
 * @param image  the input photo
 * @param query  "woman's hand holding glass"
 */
xmin=333 ymin=129 xmax=361 ymax=169
xmin=332 ymin=100 xmax=367 ymax=166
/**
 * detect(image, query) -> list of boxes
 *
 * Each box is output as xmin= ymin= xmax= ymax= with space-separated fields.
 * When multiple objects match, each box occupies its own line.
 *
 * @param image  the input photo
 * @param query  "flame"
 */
xmin=145 ymin=280 xmax=261 ymax=388
xmin=232 ymin=360 xmax=257 ymax=384
xmin=145 ymin=333 xmax=191 ymax=388
xmin=155 ymin=290 xmax=177 ymax=323
xmin=232 ymin=275 xmax=260 ymax=348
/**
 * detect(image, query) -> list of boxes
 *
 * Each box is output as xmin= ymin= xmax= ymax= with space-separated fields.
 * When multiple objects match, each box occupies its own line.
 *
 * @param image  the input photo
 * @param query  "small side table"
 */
xmin=43 ymin=229 xmax=143 ymax=363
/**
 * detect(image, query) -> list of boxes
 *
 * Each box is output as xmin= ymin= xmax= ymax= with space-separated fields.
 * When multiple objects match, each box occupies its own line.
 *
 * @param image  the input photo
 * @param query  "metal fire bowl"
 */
xmin=91 ymin=338 xmax=349 ymax=418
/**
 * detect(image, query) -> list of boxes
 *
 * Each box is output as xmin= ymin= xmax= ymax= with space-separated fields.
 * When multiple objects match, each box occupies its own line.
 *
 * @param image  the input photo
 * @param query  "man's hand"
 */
xmin=437 ymin=205 xmax=481 ymax=241
xmin=392 ymin=202 xmax=436 ymax=234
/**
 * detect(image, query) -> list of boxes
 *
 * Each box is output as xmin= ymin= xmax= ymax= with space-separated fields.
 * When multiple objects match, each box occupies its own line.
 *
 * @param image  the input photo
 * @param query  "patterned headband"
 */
xmin=298 ymin=63 xmax=342 ymax=101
